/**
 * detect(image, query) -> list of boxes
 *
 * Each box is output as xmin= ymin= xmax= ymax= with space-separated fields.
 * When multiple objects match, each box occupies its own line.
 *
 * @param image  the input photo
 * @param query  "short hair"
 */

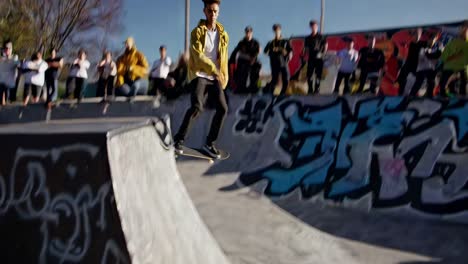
xmin=160 ymin=45 xmax=167 ymax=51
xmin=309 ymin=20 xmax=318 ymax=27
xmin=273 ymin=24 xmax=281 ymax=31
xmin=203 ymin=0 xmax=220 ymax=7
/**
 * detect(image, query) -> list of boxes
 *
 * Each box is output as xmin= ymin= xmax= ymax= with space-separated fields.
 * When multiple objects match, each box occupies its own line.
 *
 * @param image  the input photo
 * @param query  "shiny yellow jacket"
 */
xmin=188 ymin=20 xmax=229 ymax=89
xmin=116 ymin=48 xmax=149 ymax=87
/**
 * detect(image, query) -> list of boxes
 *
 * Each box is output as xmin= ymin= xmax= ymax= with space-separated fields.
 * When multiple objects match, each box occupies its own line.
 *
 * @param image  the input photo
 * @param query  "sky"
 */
xmin=121 ymin=0 xmax=468 ymax=65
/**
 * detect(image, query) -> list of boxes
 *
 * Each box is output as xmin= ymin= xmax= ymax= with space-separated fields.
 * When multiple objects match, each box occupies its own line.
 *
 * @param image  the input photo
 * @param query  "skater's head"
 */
xmin=31 ymin=51 xmax=42 ymax=61
xmin=159 ymin=45 xmax=167 ymax=59
xmin=310 ymin=20 xmax=319 ymax=35
xmin=273 ymin=24 xmax=282 ymax=39
xmin=203 ymin=0 xmax=220 ymax=27
xmin=103 ymin=51 xmax=112 ymax=61
xmin=125 ymin=37 xmax=136 ymax=52
xmin=245 ymin=26 xmax=253 ymax=40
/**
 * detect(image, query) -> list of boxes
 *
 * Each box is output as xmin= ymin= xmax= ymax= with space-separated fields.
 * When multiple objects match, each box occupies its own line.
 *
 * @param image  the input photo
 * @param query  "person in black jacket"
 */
xmin=357 ymin=36 xmax=385 ymax=94
xmin=264 ymin=24 xmax=293 ymax=96
xmin=397 ymin=28 xmax=427 ymax=95
xmin=229 ymin=26 xmax=261 ymax=94
xmin=303 ymin=20 xmax=327 ymax=94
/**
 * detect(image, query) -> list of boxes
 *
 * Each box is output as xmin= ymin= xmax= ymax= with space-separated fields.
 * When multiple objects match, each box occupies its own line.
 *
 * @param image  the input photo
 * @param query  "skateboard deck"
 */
xmin=176 ymin=146 xmax=230 ymax=162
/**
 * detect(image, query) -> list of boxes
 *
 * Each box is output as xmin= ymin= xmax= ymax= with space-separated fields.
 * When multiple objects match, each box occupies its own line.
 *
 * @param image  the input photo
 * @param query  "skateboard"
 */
xmin=175 ymin=146 xmax=230 ymax=163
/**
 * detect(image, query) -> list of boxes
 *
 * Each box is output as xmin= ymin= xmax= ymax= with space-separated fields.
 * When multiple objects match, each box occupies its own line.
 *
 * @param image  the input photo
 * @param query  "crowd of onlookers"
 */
xmin=0 ymin=21 xmax=467 ymax=107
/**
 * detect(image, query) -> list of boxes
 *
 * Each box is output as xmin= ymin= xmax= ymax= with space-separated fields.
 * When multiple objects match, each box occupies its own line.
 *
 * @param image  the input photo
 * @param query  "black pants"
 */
xmin=174 ymin=78 xmax=228 ymax=146
xmin=270 ymin=64 xmax=289 ymax=95
xmin=234 ymin=59 xmax=261 ymax=94
xmin=97 ymin=76 xmax=115 ymax=97
xmin=439 ymin=69 xmax=467 ymax=97
xmin=307 ymin=58 xmax=324 ymax=94
xmin=334 ymin=71 xmax=352 ymax=94
xmin=410 ymin=70 xmax=436 ymax=97
xmin=23 ymin=83 xmax=41 ymax=100
xmin=65 ymin=77 xmax=86 ymax=99
xmin=0 ymin=84 xmax=10 ymax=104
xmin=358 ymin=70 xmax=379 ymax=93
xmin=397 ymin=65 xmax=416 ymax=95
xmin=149 ymin=78 xmax=166 ymax=96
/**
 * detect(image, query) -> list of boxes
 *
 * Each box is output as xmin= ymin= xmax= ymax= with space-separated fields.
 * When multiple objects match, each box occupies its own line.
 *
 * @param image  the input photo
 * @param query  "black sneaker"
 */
xmin=174 ymin=141 xmax=184 ymax=154
xmin=203 ymin=144 xmax=221 ymax=159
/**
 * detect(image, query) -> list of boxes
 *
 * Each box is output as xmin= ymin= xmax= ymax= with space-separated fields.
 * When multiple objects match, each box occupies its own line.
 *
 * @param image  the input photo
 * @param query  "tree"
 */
xmin=0 ymin=0 xmax=123 ymax=59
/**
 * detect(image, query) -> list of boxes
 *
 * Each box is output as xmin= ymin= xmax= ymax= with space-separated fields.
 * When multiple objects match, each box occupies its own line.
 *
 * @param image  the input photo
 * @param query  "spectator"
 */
xmin=45 ymin=48 xmax=64 ymax=104
xmin=65 ymin=49 xmax=90 ymax=101
xmin=410 ymin=34 xmax=443 ymax=97
xmin=165 ymin=53 xmax=189 ymax=99
xmin=23 ymin=51 xmax=48 ymax=106
xmin=304 ymin=20 xmax=327 ymax=94
xmin=264 ymin=24 xmax=293 ymax=96
xmin=438 ymin=28 xmax=468 ymax=97
xmin=357 ymin=36 xmax=385 ymax=94
xmin=97 ymin=51 xmax=117 ymax=100
xmin=149 ymin=45 xmax=172 ymax=99
xmin=116 ymin=37 xmax=149 ymax=100
xmin=229 ymin=26 xmax=261 ymax=94
xmin=0 ymin=41 xmax=19 ymax=105
xmin=398 ymin=28 xmax=427 ymax=95
xmin=334 ymin=38 xmax=359 ymax=94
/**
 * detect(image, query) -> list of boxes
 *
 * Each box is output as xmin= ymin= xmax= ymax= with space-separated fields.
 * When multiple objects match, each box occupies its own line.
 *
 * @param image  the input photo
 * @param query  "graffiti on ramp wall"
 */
xmin=236 ymin=96 xmax=468 ymax=216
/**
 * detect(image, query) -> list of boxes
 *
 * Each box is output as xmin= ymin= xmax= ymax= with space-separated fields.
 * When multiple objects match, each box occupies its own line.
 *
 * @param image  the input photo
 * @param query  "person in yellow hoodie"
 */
xmin=174 ymin=0 xmax=229 ymax=158
xmin=115 ymin=37 xmax=149 ymax=99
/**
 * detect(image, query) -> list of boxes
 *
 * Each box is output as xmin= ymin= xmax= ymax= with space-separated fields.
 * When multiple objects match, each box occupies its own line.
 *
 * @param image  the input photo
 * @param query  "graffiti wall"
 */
xmin=0 ymin=134 xmax=130 ymax=264
xmin=288 ymin=21 xmax=467 ymax=95
xmin=235 ymin=95 xmax=468 ymax=217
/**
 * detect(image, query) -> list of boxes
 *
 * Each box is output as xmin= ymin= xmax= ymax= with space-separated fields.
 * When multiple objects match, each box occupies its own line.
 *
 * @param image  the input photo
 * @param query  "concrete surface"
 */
xmin=107 ymin=124 xmax=230 ymax=264
xmin=177 ymin=160 xmax=468 ymax=264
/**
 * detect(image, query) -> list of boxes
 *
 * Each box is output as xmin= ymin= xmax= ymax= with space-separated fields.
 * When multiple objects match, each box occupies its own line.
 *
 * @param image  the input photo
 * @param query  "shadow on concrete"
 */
xmin=220 ymin=180 xmax=468 ymax=264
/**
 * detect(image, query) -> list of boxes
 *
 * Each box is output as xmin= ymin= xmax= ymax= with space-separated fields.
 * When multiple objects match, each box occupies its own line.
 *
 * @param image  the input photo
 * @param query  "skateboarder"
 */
xmin=173 ymin=0 xmax=229 ymax=158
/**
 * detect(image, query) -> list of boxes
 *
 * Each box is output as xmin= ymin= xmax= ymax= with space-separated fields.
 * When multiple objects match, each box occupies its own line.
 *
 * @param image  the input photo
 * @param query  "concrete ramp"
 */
xmin=107 ymin=120 xmax=229 ymax=264
xmin=0 ymin=118 xmax=229 ymax=264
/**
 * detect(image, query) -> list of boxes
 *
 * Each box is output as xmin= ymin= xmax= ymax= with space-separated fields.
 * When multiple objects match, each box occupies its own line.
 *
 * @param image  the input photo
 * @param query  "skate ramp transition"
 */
xmin=0 ymin=118 xmax=230 ymax=264
xmin=1 ymin=94 xmax=468 ymax=223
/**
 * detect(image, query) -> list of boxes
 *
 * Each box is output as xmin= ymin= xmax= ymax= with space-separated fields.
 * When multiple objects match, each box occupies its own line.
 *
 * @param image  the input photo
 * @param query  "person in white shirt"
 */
xmin=334 ymin=38 xmax=359 ymax=94
xmin=97 ymin=51 xmax=117 ymax=99
xmin=66 ymin=49 xmax=90 ymax=101
xmin=149 ymin=45 xmax=172 ymax=98
xmin=23 ymin=51 xmax=48 ymax=105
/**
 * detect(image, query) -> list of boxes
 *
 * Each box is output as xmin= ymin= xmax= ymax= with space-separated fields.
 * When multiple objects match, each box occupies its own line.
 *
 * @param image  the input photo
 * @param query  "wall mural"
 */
xmin=236 ymin=96 xmax=468 ymax=215
xmin=0 ymin=142 xmax=130 ymax=264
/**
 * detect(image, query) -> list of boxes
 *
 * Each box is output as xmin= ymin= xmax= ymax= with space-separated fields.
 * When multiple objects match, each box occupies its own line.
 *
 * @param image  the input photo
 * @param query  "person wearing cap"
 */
xmin=304 ymin=20 xmax=327 ymax=94
xmin=115 ymin=37 xmax=149 ymax=99
xmin=173 ymin=0 xmax=229 ymax=158
xmin=149 ymin=45 xmax=172 ymax=98
xmin=0 ymin=41 xmax=19 ymax=105
xmin=334 ymin=38 xmax=359 ymax=94
xmin=264 ymin=23 xmax=293 ymax=95
xmin=229 ymin=26 xmax=261 ymax=94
